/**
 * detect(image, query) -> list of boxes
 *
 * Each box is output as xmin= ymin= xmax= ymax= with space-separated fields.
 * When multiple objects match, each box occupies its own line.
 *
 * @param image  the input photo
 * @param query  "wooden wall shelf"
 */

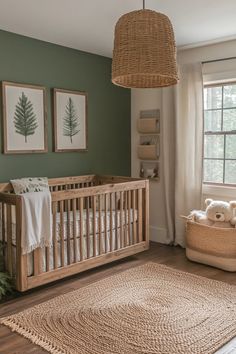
xmin=137 ymin=145 xmax=158 ymax=160
xmin=137 ymin=118 xmax=160 ymax=134
xmin=137 ymin=109 xmax=160 ymax=182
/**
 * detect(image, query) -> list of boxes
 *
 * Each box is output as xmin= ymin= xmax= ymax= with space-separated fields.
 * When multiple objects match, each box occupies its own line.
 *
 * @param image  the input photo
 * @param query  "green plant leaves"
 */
xmin=14 ymin=91 xmax=38 ymax=142
xmin=63 ymin=97 xmax=80 ymax=143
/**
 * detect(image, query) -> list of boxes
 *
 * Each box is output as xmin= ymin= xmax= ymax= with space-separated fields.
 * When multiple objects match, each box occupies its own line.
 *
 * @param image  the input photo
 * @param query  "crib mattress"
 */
xmin=9 ymin=209 xmax=137 ymax=244
xmin=9 ymin=209 xmax=138 ymax=276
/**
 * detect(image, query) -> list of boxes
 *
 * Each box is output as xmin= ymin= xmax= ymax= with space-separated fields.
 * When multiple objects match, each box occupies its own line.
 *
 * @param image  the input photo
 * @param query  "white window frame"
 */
xmin=203 ymin=81 xmax=236 ymax=189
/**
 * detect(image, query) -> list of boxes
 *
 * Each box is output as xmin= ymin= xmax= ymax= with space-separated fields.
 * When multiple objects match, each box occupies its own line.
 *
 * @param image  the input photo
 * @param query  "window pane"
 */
xmin=204 ymin=135 xmax=224 ymax=158
xmin=204 ymin=159 xmax=223 ymax=183
xmin=204 ymin=110 xmax=221 ymax=132
xmin=225 ymin=135 xmax=236 ymax=158
xmin=223 ymin=84 xmax=236 ymax=108
xmin=225 ymin=160 xmax=236 ymax=184
xmin=204 ymin=86 xmax=222 ymax=109
xmin=223 ymin=108 xmax=236 ymax=131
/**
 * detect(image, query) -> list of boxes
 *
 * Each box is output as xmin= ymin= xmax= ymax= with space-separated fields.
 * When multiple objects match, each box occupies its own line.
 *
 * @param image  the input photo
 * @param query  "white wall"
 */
xmin=178 ymin=39 xmax=236 ymax=65
xmin=131 ymin=89 xmax=168 ymax=243
xmin=131 ymin=39 xmax=236 ymax=243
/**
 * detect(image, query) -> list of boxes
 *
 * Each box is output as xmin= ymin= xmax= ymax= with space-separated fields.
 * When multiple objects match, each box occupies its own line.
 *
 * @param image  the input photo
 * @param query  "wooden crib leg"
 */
xmin=16 ymin=197 xmax=28 ymax=291
xmin=6 ymin=205 xmax=13 ymax=277
xmin=144 ymin=181 xmax=150 ymax=247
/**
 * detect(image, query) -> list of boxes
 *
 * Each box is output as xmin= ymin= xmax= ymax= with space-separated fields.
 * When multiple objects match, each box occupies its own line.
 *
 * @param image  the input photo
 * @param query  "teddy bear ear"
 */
xmin=230 ymin=201 xmax=236 ymax=209
xmin=205 ymin=198 xmax=213 ymax=206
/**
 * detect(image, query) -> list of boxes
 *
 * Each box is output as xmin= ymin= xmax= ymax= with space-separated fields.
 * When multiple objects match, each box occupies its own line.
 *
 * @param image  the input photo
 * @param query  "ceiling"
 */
xmin=0 ymin=0 xmax=235 ymax=57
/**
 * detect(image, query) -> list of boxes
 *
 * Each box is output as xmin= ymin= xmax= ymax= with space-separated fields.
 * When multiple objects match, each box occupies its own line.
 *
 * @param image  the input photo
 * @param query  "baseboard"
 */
xmin=149 ymin=225 xmax=169 ymax=244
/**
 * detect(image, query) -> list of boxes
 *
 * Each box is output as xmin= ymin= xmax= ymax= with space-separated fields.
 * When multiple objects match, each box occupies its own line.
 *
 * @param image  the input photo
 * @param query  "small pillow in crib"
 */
xmin=10 ymin=177 xmax=49 ymax=194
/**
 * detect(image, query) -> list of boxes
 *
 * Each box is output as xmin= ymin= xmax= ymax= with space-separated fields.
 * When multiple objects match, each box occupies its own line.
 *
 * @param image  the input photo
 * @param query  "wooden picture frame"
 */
xmin=2 ymin=81 xmax=47 ymax=154
xmin=53 ymin=88 xmax=88 ymax=152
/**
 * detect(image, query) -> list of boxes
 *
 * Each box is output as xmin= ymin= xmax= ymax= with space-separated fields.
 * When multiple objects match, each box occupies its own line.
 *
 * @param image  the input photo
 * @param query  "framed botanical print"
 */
xmin=2 ymin=81 xmax=47 ymax=154
xmin=53 ymin=88 xmax=88 ymax=152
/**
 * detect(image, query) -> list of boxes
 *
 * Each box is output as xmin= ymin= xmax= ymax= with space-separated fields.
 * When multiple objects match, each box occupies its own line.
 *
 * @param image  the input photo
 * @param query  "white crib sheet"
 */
xmin=9 ymin=209 xmax=137 ymax=244
xmin=8 ymin=209 xmax=138 ymax=276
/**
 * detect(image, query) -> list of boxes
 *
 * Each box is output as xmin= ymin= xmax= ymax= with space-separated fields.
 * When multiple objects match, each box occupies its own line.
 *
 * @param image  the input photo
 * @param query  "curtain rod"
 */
xmin=202 ymin=56 xmax=236 ymax=64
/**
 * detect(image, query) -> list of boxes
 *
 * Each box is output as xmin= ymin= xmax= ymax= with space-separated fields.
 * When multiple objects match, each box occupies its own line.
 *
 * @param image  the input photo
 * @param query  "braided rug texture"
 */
xmin=1 ymin=263 xmax=236 ymax=354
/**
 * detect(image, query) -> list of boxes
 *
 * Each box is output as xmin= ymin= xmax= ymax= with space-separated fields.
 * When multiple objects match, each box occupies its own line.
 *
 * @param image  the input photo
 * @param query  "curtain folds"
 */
xmin=174 ymin=63 xmax=204 ymax=246
xmin=162 ymin=87 xmax=175 ymax=244
xmin=162 ymin=63 xmax=204 ymax=247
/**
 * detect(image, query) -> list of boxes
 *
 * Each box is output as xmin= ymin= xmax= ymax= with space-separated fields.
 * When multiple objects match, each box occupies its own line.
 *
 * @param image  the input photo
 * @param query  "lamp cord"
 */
xmin=143 ymin=0 xmax=145 ymax=9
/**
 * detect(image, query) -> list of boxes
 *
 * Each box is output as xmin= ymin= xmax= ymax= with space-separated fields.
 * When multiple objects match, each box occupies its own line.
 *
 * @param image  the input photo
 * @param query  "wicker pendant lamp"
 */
xmin=112 ymin=0 xmax=178 ymax=88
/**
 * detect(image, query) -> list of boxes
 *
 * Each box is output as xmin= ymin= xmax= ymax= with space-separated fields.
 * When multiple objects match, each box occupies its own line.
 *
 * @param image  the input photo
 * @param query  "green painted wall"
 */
xmin=0 ymin=30 xmax=131 ymax=182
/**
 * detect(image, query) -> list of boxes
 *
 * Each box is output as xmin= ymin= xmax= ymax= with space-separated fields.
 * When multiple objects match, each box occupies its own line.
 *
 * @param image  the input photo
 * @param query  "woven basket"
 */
xmin=185 ymin=220 xmax=236 ymax=271
xmin=137 ymin=145 xmax=157 ymax=160
xmin=112 ymin=9 xmax=178 ymax=88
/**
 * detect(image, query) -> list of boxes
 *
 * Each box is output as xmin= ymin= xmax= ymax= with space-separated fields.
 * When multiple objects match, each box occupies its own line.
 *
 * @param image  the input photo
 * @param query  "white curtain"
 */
xmin=174 ymin=63 xmax=204 ymax=247
xmin=162 ymin=87 xmax=175 ymax=244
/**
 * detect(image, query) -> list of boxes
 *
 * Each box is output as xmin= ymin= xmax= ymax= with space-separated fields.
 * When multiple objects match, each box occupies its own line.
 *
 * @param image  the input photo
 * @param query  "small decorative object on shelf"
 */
xmin=137 ymin=109 xmax=160 ymax=181
xmin=140 ymin=164 xmax=145 ymax=178
xmin=153 ymin=168 xmax=158 ymax=178
xmin=139 ymin=161 xmax=159 ymax=180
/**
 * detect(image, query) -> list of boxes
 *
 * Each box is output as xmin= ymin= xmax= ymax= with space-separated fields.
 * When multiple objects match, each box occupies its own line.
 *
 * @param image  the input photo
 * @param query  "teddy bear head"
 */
xmin=205 ymin=199 xmax=236 ymax=222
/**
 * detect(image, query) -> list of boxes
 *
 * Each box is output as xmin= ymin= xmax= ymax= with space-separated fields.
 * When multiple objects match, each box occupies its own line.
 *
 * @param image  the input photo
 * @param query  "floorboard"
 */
xmin=1 ymin=242 xmax=236 ymax=353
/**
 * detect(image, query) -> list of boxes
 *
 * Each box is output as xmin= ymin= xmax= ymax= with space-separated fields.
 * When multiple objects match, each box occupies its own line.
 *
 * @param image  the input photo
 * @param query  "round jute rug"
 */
xmin=1 ymin=263 xmax=236 ymax=354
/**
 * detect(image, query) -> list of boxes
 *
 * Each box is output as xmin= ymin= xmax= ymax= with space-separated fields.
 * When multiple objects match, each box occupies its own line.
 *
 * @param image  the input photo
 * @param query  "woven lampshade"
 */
xmin=112 ymin=9 xmax=178 ymax=88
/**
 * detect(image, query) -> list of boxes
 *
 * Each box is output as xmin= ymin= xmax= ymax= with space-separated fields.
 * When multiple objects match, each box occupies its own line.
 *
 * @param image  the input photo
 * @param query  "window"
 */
xmin=203 ymin=83 xmax=236 ymax=185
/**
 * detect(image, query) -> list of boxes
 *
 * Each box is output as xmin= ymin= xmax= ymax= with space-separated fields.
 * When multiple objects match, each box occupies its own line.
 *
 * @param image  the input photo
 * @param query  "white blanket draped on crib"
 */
xmin=21 ymin=191 xmax=52 ymax=254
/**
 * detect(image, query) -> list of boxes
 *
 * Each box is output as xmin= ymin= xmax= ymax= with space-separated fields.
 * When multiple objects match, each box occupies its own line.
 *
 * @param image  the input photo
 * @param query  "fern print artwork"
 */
xmin=14 ymin=91 xmax=38 ymax=143
xmin=63 ymin=97 xmax=80 ymax=143
xmin=54 ymin=89 xmax=87 ymax=152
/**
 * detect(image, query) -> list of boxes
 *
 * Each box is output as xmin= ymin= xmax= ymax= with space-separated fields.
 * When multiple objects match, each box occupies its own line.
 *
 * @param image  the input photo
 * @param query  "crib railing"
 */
xmin=0 ymin=175 xmax=149 ymax=291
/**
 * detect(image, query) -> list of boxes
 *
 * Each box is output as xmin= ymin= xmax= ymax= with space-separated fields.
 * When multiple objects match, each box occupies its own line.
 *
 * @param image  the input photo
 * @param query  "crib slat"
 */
xmin=120 ymin=192 xmax=124 ymax=248
xmin=138 ymin=189 xmax=143 ymax=242
xmin=1 ymin=204 xmax=6 ymax=269
xmin=33 ymin=248 xmax=42 ymax=275
xmin=104 ymin=194 xmax=108 ymax=253
xmin=92 ymin=196 xmax=96 ymax=257
xmin=110 ymin=193 xmax=113 ymax=252
xmin=15 ymin=198 xmax=28 ymax=291
xmin=60 ymin=201 xmax=65 ymax=267
xmin=128 ymin=190 xmax=131 ymax=246
xmin=124 ymin=191 xmax=128 ymax=247
xmin=6 ymin=205 xmax=13 ymax=276
xmin=86 ymin=197 xmax=90 ymax=259
xmin=132 ymin=190 xmax=137 ymax=244
xmin=46 ymin=247 xmax=50 ymax=272
xmin=79 ymin=197 xmax=83 ymax=261
xmin=53 ymin=204 xmax=58 ymax=269
xmin=66 ymin=200 xmax=71 ymax=265
xmin=72 ymin=198 xmax=78 ymax=263
xmin=76 ymin=185 xmax=80 ymax=210
xmin=98 ymin=195 xmax=102 ymax=255
xmin=115 ymin=192 xmax=118 ymax=250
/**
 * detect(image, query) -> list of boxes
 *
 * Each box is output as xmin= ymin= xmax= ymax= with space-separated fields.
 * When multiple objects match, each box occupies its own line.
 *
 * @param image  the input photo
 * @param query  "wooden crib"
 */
xmin=0 ymin=175 xmax=149 ymax=292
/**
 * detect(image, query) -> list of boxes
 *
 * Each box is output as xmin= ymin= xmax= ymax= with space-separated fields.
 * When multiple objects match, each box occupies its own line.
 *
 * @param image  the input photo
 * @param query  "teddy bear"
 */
xmin=190 ymin=199 xmax=236 ymax=228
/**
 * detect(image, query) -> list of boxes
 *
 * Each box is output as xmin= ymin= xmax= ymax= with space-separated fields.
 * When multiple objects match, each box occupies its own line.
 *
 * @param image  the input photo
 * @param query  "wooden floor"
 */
xmin=1 ymin=242 xmax=236 ymax=354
